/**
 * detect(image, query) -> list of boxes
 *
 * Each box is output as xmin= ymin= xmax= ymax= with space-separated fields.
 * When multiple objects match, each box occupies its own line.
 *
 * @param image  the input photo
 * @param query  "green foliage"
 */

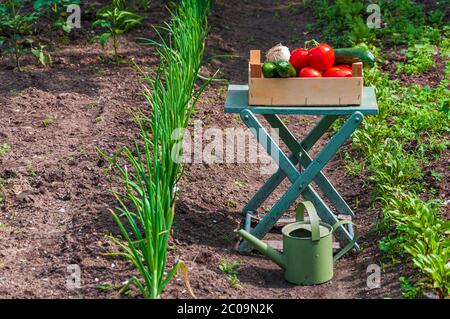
xmin=34 ymin=0 xmax=81 ymax=33
xmin=0 ymin=144 xmax=11 ymax=157
xmin=396 ymin=44 xmax=437 ymax=75
xmin=308 ymin=0 xmax=450 ymax=298
xmin=219 ymin=259 xmax=239 ymax=275
xmin=219 ymin=260 xmax=242 ymax=289
xmin=41 ymin=117 xmax=53 ymax=127
xmin=307 ymin=0 xmax=448 ymax=47
xmin=0 ymin=0 xmax=38 ymax=70
xmin=399 ymin=276 xmax=423 ymax=298
xmin=382 ymin=195 xmax=449 ymax=298
xmin=305 ymin=0 xmax=374 ymax=46
xmin=351 ymin=56 xmax=449 ymax=297
xmin=103 ymin=0 xmax=211 ymax=299
xmin=93 ymin=0 xmax=142 ymax=63
xmin=351 ymin=63 xmax=449 ymax=298
xmin=31 ymin=44 xmax=52 ymax=66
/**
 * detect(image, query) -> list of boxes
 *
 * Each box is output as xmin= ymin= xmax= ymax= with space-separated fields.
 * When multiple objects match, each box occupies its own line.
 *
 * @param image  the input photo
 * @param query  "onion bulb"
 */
xmin=265 ymin=43 xmax=290 ymax=63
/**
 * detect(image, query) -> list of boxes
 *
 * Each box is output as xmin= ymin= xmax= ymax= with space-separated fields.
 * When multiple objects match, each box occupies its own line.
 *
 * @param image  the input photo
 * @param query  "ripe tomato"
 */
xmin=323 ymin=66 xmax=352 ymax=77
xmin=289 ymin=48 xmax=309 ymax=72
xmin=334 ymin=64 xmax=352 ymax=70
xmin=307 ymin=44 xmax=335 ymax=72
xmin=299 ymin=67 xmax=322 ymax=77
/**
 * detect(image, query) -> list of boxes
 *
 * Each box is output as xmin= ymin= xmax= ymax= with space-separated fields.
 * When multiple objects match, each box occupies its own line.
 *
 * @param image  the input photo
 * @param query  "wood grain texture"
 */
xmin=352 ymin=62 xmax=363 ymax=77
xmin=249 ymin=77 xmax=363 ymax=106
xmin=249 ymin=50 xmax=262 ymax=78
xmin=248 ymin=54 xmax=364 ymax=105
xmin=250 ymin=49 xmax=261 ymax=64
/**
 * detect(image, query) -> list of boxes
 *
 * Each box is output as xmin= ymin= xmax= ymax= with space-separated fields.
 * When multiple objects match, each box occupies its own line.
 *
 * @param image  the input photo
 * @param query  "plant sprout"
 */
xmin=93 ymin=0 xmax=142 ymax=63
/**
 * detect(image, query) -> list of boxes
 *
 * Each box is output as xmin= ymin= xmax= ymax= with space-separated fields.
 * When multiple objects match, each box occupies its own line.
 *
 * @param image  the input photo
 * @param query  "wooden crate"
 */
xmin=248 ymin=50 xmax=363 ymax=106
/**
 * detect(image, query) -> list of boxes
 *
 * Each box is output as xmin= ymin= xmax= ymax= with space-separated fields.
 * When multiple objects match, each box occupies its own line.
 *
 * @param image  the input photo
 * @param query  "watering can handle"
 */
xmin=295 ymin=201 xmax=321 ymax=242
xmin=332 ymin=220 xmax=358 ymax=261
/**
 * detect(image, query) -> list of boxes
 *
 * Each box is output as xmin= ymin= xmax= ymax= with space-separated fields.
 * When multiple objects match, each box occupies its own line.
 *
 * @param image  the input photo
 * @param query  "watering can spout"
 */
xmin=236 ymin=229 xmax=286 ymax=269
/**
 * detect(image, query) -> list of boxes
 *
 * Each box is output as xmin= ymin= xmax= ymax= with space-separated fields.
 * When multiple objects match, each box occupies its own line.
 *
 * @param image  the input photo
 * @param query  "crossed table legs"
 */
xmin=238 ymin=109 xmax=364 ymax=253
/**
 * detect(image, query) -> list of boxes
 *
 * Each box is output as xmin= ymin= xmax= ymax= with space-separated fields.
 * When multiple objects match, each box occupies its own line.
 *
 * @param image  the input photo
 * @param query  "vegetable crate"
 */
xmin=248 ymin=50 xmax=363 ymax=106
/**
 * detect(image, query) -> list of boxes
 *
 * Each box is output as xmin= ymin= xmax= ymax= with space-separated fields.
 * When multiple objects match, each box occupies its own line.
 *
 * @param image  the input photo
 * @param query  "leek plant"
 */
xmin=103 ymin=0 xmax=211 ymax=299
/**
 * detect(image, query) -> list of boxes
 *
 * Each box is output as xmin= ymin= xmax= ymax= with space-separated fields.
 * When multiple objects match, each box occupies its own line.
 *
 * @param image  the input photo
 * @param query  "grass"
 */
xmin=310 ymin=0 xmax=449 ymax=298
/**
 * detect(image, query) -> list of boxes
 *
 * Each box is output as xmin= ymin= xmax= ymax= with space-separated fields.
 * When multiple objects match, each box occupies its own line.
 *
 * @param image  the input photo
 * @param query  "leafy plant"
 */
xmin=93 ymin=0 xmax=142 ymax=63
xmin=396 ymin=44 xmax=437 ymax=75
xmin=0 ymin=0 xmax=38 ymax=70
xmin=309 ymin=0 xmax=450 ymax=299
xmin=103 ymin=0 xmax=211 ymax=299
xmin=305 ymin=0 xmax=374 ymax=46
xmin=0 ymin=143 xmax=11 ymax=157
xmin=219 ymin=259 xmax=239 ymax=275
xmin=399 ymin=276 xmax=423 ymax=299
xmin=227 ymin=274 xmax=242 ymax=289
xmin=41 ymin=117 xmax=53 ymax=127
xmin=33 ymin=0 xmax=81 ymax=33
xmin=31 ymin=44 xmax=52 ymax=66
xmin=219 ymin=260 xmax=242 ymax=289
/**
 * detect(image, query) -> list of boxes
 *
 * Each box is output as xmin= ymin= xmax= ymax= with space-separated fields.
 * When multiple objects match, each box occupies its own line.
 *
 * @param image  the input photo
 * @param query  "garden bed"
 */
xmin=0 ymin=0 xmax=447 ymax=299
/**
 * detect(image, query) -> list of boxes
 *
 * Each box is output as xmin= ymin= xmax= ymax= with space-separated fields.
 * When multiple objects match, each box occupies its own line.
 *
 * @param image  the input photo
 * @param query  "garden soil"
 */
xmin=1 ymin=0 xmax=446 ymax=299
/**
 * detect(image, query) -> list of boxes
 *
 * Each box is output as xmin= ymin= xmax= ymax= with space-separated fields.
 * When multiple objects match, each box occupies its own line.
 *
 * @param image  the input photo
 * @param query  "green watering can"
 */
xmin=236 ymin=201 xmax=356 ymax=285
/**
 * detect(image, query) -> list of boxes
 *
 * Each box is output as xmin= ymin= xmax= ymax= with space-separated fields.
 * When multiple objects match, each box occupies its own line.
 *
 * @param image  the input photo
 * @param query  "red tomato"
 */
xmin=334 ymin=64 xmax=352 ymax=70
xmin=323 ymin=66 xmax=352 ymax=77
xmin=289 ymin=48 xmax=309 ymax=72
xmin=307 ymin=44 xmax=335 ymax=72
xmin=299 ymin=67 xmax=322 ymax=77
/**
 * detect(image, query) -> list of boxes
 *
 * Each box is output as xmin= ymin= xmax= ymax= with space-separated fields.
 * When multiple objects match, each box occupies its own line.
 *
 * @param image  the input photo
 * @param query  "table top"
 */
xmin=224 ymin=85 xmax=379 ymax=115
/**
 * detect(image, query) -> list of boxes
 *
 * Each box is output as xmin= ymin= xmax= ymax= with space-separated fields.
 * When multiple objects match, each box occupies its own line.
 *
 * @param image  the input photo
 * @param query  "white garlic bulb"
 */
xmin=266 ymin=43 xmax=290 ymax=63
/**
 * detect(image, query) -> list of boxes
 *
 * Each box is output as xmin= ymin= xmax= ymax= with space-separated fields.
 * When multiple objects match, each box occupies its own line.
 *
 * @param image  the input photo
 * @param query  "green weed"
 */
xmin=0 ymin=144 xmax=11 ymax=157
xmin=396 ymin=44 xmax=437 ymax=75
xmin=219 ymin=259 xmax=242 ymax=289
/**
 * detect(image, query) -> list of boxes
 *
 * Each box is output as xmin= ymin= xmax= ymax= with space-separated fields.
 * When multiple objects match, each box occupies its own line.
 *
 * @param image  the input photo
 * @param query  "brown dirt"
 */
xmin=1 ymin=0 xmax=444 ymax=299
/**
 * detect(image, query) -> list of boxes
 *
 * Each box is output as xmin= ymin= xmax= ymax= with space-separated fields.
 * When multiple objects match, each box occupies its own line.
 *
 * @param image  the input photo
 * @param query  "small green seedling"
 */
xmin=32 ymin=44 xmax=52 ymax=66
xmin=219 ymin=260 xmax=242 ymax=289
xmin=26 ymin=161 xmax=38 ymax=177
xmin=93 ymin=0 xmax=142 ymax=63
xmin=219 ymin=259 xmax=239 ymax=275
xmin=227 ymin=198 xmax=237 ymax=208
xmin=42 ymin=118 xmax=54 ymax=127
xmin=0 ymin=144 xmax=11 ymax=157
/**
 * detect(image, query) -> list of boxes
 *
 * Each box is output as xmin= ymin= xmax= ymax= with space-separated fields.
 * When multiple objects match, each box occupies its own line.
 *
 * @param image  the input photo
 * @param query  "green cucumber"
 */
xmin=262 ymin=62 xmax=277 ymax=78
xmin=334 ymin=47 xmax=375 ymax=68
xmin=276 ymin=61 xmax=296 ymax=78
xmin=287 ymin=63 xmax=297 ymax=77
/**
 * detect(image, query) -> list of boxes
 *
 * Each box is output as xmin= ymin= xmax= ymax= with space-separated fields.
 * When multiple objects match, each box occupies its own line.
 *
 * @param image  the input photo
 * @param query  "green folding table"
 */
xmin=224 ymin=84 xmax=379 ymax=253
